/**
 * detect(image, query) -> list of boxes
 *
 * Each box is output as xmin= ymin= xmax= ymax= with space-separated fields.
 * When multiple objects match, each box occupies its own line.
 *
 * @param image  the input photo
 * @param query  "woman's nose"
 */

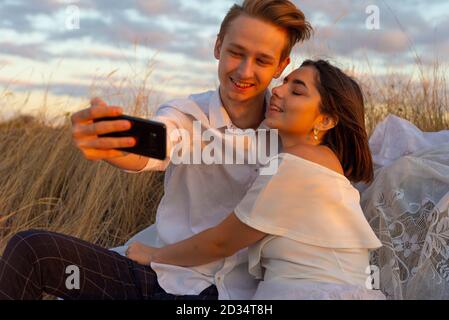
xmin=272 ymin=84 xmax=283 ymax=98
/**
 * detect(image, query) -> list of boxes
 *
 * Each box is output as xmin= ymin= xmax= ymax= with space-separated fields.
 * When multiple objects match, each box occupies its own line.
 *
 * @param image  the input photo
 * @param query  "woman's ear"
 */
xmin=319 ymin=115 xmax=338 ymax=131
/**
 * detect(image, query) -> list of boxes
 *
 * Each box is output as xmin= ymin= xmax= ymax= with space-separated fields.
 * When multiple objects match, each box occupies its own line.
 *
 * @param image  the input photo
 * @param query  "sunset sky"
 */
xmin=1 ymin=0 xmax=448 ymax=121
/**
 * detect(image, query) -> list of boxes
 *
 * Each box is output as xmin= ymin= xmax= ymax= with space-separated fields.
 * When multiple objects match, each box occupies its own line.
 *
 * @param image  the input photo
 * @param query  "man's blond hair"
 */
xmin=218 ymin=0 xmax=313 ymax=61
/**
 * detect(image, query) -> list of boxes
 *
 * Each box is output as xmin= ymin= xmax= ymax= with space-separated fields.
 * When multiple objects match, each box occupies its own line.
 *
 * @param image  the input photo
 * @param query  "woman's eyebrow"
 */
xmin=292 ymin=79 xmax=308 ymax=89
xmin=285 ymin=76 xmax=308 ymax=89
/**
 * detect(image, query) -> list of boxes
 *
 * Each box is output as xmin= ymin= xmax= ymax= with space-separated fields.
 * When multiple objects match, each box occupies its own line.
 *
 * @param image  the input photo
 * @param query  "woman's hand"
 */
xmin=126 ymin=241 xmax=159 ymax=266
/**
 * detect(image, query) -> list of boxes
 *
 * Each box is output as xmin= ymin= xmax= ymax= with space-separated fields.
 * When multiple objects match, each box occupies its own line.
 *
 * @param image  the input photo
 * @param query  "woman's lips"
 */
xmin=268 ymin=104 xmax=284 ymax=113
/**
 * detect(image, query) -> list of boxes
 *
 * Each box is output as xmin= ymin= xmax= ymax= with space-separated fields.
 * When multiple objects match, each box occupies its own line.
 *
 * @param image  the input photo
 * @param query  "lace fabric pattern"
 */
xmin=361 ymin=150 xmax=449 ymax=300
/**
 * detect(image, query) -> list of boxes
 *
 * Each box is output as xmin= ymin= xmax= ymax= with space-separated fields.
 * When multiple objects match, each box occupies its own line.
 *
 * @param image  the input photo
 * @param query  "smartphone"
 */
xmin=93 ymin=115 xmax=167 ymax=160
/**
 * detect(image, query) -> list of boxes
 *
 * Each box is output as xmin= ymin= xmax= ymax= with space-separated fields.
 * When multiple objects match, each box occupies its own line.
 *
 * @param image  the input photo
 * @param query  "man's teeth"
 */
xmin=232 ymin=78 xmax=253 ymax=88
xmin=271 ymin=106 xmax=283 ymax=112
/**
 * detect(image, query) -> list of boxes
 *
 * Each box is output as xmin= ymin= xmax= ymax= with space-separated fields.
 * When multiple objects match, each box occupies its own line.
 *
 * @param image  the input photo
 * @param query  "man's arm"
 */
xmin=71 ymin=98 xmax=177 ymax=173
xmin=103 ymin=153 xmax=150 ymax=172
xmin=147 ymin=213 xmax=266 ymax=267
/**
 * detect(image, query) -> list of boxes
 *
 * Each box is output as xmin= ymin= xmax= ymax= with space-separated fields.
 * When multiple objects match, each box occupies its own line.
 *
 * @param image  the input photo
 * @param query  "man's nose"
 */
xmin=236 ymin=59 xmax=254 ymax=80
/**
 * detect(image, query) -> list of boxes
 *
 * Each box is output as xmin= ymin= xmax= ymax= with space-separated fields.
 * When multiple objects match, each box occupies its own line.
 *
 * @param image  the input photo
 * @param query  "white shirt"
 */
xmin=234 ymin=153 xmax=384 ymax=300
xmin=111 ymin=89 xmax=273 ymax=299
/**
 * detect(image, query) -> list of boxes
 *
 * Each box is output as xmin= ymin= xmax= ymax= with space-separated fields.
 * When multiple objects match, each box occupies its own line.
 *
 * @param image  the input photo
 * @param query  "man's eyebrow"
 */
xmin=285 ymin=76 xmax=308 ymax=89
xmin=228 ymin=43 xmax=245 ymax=51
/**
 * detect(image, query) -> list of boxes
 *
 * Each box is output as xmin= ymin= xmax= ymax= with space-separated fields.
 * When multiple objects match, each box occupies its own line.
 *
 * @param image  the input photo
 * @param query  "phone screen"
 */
xmin=93 ymin=115 xmax=167 ymax=160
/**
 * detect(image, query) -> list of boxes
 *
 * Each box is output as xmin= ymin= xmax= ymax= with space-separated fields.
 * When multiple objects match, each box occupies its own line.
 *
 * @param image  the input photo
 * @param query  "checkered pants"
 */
xmin=0 ymin=229 xmax=218 ymax=300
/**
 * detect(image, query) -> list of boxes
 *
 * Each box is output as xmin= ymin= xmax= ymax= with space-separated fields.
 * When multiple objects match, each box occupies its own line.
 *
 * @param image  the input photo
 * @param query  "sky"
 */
xmin=1 ymin=0 xmax=448 ymax=122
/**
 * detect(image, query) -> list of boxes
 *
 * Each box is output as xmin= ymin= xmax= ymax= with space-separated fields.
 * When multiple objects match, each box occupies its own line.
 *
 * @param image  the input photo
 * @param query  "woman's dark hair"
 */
xmin=301 ymin=59 xmax=374 ymax=184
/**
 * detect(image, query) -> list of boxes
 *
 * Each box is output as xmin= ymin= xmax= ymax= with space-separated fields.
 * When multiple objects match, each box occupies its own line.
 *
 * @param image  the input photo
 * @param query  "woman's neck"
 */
xmin=279 ymin=131 xmax=319 ymax=150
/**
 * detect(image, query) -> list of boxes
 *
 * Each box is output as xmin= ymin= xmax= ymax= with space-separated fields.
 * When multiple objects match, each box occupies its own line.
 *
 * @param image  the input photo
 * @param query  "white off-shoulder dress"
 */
xmin=234 ymin=153 xmax=386 ymax=300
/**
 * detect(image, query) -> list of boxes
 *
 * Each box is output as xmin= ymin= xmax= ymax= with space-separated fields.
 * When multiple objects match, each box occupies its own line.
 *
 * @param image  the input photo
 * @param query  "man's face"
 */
xmin=215 ymin=15 xmax=290 ymax=105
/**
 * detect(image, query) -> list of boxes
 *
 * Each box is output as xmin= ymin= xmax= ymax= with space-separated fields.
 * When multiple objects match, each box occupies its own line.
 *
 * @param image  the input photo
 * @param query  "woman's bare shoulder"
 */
xmin=285 ymin=145 xmax=345 ymax=176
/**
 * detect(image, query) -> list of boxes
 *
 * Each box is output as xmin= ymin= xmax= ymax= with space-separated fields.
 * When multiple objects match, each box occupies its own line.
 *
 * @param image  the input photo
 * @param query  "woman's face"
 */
xmin=265 ymin=66 xmax=322 ymax=136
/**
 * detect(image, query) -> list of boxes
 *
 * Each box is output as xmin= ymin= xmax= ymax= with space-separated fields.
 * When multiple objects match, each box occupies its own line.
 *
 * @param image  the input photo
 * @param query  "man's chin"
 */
xmin=227 ymin=89 xmax=260 ymax=102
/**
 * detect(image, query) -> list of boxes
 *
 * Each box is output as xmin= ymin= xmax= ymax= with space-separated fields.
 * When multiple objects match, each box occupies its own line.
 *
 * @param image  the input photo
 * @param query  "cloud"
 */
xmin=292 ymin=0 xmax=449 ymax=68
xmin=66 ymin=49 xmax=135 ymax=62
xmin=0 ymin=0 xmax=63 ymax=32
xmin=0 ymin=78 xmax=90 ymax=97
xmin=0 ymin=42 xmax=55 ymax=61
xmin=2 ymin=0 xmax=449 ymax=65
xmin=1 ymin=0 xmax=221 ymax=64
xmin=1 ymin=0 xmax=448 ymax=107
xmin=0 ymin=58 xmax=12 ymax=66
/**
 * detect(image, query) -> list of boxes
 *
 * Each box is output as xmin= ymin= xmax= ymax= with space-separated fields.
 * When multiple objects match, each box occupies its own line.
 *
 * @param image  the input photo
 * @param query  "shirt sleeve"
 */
xmin=234 ymin=172 xmax=274 ymax=231
xmin=234 ymin=155 xmax=382 ymax=249
xmin=122 ymin=106 xmax=188 ymax=173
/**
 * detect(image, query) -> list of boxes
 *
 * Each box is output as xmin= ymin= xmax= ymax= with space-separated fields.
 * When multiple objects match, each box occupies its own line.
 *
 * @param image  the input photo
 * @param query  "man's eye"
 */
xmin=293 ymin=92 xmax=303 ymax=96
xmin=257 ymin=59 xmax=270 ymax=66
xmin=229 ymin=50 xmax=242 ymax=56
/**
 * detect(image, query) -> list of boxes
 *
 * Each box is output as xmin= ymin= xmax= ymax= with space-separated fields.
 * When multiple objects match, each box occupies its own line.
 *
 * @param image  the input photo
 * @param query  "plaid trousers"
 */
xmin=0 ymin=229 xmax=218 ymax=300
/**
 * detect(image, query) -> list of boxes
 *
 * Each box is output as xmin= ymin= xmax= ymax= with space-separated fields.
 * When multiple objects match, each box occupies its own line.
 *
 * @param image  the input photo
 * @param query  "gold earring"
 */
xmin=313 ymin=128 xmax=319 ymax=141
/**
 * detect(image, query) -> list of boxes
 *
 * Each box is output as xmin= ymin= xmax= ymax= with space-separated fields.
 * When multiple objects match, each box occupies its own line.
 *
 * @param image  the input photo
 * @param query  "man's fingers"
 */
xmin=73 ymin=106 xmax=121 ymax=123
xmin=72 ymin=120 xmax=132 ymax=138
xmin=77 ymin=136 xmax=136 ymax=150
xmin=90 ymin=97 xmax=107 ymax=108
xmin=71 ymin=99 xmax=123 ymax=124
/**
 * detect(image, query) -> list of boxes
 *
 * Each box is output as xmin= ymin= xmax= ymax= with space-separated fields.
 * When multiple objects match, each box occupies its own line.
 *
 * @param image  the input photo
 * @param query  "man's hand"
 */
xmin=71 ymin=97 xmax=137 ymax=161
xmin=126 ymin=241 xmax=159 ymax=266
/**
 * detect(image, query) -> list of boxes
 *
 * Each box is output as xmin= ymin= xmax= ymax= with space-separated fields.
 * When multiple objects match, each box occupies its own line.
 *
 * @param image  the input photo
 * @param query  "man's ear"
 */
xmin=214 ymin=36 xmax=222 ymax=60
xmin=274 ymin=57 xmax=291 ymax=79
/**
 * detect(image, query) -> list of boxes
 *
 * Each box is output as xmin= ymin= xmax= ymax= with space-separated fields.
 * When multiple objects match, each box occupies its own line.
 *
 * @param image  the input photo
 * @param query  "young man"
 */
xmin=0 ymin=0 xmax=312 ymax=300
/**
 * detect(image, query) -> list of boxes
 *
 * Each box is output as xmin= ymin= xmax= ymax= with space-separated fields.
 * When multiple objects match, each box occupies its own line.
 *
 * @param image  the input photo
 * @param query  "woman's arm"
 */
xmin=128 ymin=213 xmax=266 ymax=267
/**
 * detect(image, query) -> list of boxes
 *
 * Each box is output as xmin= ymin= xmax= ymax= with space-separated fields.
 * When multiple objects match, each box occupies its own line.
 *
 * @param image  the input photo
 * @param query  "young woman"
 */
xmin=125 ymin=60 xmax=386 ymax=300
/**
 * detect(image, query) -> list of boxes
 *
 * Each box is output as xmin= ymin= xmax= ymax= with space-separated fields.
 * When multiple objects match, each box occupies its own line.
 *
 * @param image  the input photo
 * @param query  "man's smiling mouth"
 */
xmin=230 ymin=77 xmax=255 ymax=89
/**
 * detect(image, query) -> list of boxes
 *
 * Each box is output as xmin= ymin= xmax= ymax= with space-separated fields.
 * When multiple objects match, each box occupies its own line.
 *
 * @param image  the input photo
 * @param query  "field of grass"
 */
xmin=0 ymin=113 xmax=165 ymax=253
xmin=0 ymin=61 xmax=448 ymax=255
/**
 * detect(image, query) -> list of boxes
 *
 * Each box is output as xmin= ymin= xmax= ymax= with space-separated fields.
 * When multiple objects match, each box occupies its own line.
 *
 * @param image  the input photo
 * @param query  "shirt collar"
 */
xmin=209 ymin=89 xmax=232 ymax=129
xmin=209 ymin=88 xmax=272 ymax=130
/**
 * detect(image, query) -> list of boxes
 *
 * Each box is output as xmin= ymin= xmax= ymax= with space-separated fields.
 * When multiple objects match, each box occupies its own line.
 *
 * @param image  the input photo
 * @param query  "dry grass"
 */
xmin=0 ymin=114 xmax=165 ymax=252
xmin=360 ymin=61 xmax=449 ymax=136
xmin=0 ymin=60 xmax=448 ymax=257
xmin=0 ymin=59 xmax=165 ymax=253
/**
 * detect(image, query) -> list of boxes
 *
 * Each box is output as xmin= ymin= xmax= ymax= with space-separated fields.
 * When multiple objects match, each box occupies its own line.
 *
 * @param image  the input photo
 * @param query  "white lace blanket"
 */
xmin=360 ymin=115 xmax=449 ymax=300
